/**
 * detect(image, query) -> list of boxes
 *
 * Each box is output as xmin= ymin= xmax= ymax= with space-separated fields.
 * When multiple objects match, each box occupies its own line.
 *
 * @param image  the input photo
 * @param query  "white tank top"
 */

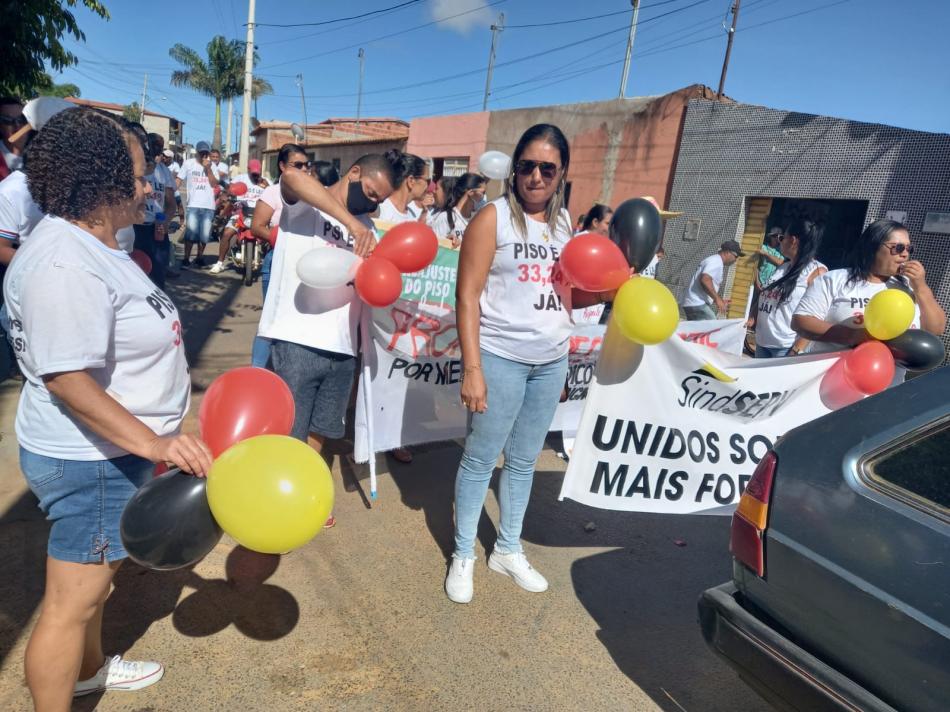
xmin=756 ymin=259 xmax=825 ymax=348
xmin=478 ymin=197 xmax=574 ymax=364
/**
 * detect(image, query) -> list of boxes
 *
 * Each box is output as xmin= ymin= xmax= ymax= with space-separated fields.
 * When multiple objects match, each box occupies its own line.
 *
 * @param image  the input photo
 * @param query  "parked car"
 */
xmin=699 ymin=367 xmax=950 ymax=712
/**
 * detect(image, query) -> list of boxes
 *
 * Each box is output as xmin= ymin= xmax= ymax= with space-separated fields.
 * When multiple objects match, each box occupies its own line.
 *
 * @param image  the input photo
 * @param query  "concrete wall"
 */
xmin=482 ymin=85 xmax=709 ymax=217
xmin=663 ymin=98 xmax=950 ymax=352
xmin=407 ymin=112 xmax=490 ymax=171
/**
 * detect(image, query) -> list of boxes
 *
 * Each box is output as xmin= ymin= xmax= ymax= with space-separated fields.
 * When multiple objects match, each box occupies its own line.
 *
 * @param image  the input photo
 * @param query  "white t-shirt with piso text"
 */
xmin=4 ymin=216 xmax=190 ymax=460
xmin=257 ymin=195 xmax=374 ymax=356
xmin=177 ymin=158 xmax=216 ymax=210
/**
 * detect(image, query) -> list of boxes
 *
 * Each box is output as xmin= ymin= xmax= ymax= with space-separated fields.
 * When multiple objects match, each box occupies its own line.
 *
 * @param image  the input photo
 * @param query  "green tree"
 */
xmin=169 ymin=36 xmax=272 ymax=150
xmin=35 ymin=72 xmax=82 ymax=98
xmin=123 ymin=102 xmax=142 ymax=122
xmin=0 ymin=0 xmax=109 ymax=97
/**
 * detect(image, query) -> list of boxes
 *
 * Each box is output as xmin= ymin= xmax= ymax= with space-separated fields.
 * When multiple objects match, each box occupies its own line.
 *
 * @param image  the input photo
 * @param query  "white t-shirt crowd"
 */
xmin=683 ymin=254 xmax=724 ymax=307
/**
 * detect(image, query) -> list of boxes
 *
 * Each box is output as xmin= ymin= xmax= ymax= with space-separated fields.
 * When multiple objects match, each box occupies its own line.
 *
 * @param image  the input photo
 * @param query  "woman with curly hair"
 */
xmin=4 ymin=107 xmax=212 ymax=709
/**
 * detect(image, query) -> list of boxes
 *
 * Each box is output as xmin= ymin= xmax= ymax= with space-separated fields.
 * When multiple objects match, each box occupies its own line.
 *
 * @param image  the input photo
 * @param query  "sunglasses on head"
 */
xmin=882 ymin=242 xmax=914 ymax=255
xmin=514 ymin=159 xmax=560 ymax=180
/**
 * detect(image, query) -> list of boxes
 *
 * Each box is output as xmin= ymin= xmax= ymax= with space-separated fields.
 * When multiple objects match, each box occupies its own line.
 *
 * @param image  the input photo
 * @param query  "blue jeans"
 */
xmin=20 ymin=447 xmax=153 ymax=563
xmin=683 ymin=304 xmax=717 ymax=321
xmin=755 ymin=344 xmax=790 ymax=358
xmin=184 ymin=207 xmax=214 ymax=244
xmin=251 ymin=249 xmax=274 ymax=368
xmin=453 ymin=349 xmax=568 ymax=559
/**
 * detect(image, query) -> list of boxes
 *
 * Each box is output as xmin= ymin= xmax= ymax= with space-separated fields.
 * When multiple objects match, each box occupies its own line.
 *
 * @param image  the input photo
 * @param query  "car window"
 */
xmin=867 ymin=422 xmax=950 ymax=514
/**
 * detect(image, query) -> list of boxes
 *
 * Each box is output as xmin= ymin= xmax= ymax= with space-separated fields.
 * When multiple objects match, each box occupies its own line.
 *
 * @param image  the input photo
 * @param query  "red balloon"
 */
xmin=199 ymin=367 xmax=296 ymax=458
xmin=229 ymin=181 xmax=248 ymax=197
xmin=559 ymin=234 xmax=630 ymax=291
xmin=843 ymin=341 xmax=896 ymax=395
xmin=355 ymin=257 xmax=403 ymax=307
xmin=373 ymin=222 xmax=439 ymax=273
xmin=131 ymin=249 xmax=152 ymax=274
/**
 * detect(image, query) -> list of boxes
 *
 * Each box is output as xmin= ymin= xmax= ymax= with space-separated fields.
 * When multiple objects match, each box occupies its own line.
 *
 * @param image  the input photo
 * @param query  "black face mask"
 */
xmin=346 ymin=179 xmax=378 ymax=215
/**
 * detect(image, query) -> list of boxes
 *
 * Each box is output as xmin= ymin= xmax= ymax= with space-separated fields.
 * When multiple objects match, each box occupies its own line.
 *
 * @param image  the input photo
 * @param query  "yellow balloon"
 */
xmin=207 ymin=435 xmax=334 ymax=554
xmin=864 ymin=289 xmax=915 ymax=340
xmin=612 ymin=277 xmax=679 ymax=345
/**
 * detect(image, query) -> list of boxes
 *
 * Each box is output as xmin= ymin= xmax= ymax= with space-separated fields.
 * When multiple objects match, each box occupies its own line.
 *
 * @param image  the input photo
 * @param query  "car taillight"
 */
xmin=730 ymin=451 xmax=777 ymax=577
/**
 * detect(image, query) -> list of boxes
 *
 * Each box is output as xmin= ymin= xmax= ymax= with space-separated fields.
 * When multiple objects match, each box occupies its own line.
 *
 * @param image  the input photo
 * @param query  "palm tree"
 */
xmin=169 ymin=35 xmax=272 ymax=150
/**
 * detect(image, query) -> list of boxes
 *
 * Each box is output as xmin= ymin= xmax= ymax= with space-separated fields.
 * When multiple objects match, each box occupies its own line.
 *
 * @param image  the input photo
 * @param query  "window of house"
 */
xmin=867 ymin=421 xmax=950 ymax=513
xmin=442 ymin=157 xmax=470 ymax=177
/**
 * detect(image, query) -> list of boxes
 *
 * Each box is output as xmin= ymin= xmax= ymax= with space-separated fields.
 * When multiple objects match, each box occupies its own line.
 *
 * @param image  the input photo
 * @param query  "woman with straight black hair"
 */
xmin=312 ymin=160 xmax=340 ymax=187
xmin=580 ymin=203 xmax=612 ymax=235
xmin=793 ymin=218 xmax=945 ymax=353
xmin=446 ymin=124 xmax=613 ymax=604
xmin=430 ymin=172 xmax=486 ymax=247
xmin=753 ymin=218 xmax=826 ymax=357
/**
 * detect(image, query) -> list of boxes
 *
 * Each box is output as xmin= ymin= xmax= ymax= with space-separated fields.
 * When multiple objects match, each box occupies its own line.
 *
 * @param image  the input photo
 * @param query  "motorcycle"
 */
xmin=229 ymin=203 xmax=268 ymax=286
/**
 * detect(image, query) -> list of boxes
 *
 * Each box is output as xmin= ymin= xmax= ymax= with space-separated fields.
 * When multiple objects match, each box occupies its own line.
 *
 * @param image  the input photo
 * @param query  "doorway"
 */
xmin=766 ymin=198 xmax=869 ymax=270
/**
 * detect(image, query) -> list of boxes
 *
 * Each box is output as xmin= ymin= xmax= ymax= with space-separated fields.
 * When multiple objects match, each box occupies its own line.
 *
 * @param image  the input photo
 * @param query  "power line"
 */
xmin=503 ymin=0 xmax=700 ymax=29
xmin=255 ymin=0 xmax=423 ymax=28
xmin=257 ymin=0 xmax=507 ymax=71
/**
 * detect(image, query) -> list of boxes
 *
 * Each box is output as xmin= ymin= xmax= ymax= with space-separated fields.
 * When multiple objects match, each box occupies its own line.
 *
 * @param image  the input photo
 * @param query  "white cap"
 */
xmin=22 ymin=97 xmax=77 ymax=132
xmin=163 ymin=149 xmax=174 ymax=158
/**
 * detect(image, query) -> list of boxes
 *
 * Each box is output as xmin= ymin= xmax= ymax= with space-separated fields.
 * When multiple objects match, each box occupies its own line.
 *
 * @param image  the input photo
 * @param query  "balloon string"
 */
xmin=360 ymin=310 xmax=378 ymax=500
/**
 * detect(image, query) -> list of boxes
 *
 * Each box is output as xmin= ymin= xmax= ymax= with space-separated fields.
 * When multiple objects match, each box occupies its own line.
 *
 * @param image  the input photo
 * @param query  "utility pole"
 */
xmin=356 ymin=49 xmax=365 ymax=129
xmin=618 ymin=1 xmax=640 ymax=98
xmin=225 ymin=97 xmax=233 ymax=155
xmin=140 ymin=73 xmax=148 ymax=123
xmin=295 ymin=73 xmax=308 ymax=133
xmin=482 ymin=13 xmax=505 ymax=111
xmin=238 ymin=0 xmax=256 ymax=171
xmin=717 ymin=0 xmax=741 ymax=99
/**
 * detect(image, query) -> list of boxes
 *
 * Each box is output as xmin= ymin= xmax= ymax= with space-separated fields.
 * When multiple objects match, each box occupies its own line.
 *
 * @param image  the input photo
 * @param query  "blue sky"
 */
xmin=55 ymin=0 xmax=950 ymax=147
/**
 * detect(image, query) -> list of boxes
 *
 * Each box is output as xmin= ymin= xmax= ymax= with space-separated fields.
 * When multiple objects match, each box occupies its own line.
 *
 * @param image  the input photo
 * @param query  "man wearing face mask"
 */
xmin=257 ymin=154 xmax=395 ymax=508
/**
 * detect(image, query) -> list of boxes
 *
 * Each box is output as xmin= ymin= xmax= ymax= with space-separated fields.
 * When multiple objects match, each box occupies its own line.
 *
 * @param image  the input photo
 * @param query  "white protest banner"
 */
xmin=676 ymin=318 xmax=746 ymax=356
xmin=559 ymin=320 xmax=841 ymax=515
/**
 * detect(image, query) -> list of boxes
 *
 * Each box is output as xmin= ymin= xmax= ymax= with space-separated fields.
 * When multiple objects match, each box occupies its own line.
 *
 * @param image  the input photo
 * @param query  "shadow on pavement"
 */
xmin=0 ymin=491 xmax=47 ymax=668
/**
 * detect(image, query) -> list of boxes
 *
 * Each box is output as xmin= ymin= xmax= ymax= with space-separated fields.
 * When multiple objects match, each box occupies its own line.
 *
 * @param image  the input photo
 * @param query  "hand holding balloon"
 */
xmin=147 ymin=433 xmax=214 ymax=477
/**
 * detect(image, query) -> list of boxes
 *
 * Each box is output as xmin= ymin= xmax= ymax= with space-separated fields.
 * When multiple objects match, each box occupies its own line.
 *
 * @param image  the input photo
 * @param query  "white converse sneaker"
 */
xmin=445 ymin=556 xmax=475 ymax=604
xmin=209 ymin=261 xmax=226 ymax=274
xmin=74 ymin=655 xmax=164 ymax=697
xmin=488 ymin=550 xmax=548 ymax=593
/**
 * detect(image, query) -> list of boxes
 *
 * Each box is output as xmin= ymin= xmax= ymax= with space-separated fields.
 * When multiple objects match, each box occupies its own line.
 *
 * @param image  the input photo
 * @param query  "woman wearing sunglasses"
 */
xmin=752 ymin=218 xmax=826 ymax=357
xmin=447 ymin=124 xmax=606 ymax=604
xmin=792 ymin=218 xmax=945 ymax=355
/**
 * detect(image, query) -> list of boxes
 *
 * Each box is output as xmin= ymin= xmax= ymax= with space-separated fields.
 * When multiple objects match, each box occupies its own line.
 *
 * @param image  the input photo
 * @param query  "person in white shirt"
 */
xmin=376 ymin=150 xmax=430 ymax=226
xmin=792 ymin=218 xmax=945 ymax=353
xmin=578 ymin=203 xmax=612 ymax=235
xmin=176 ymin=141 xmax=219 ymax=267
xmin=446 ymin=124 xmax=614 ymax=604
xmin=164 ymin=149 xmax=183 ymax=220
xmin=132 ymin=132 xmax=176 ymax=288
xmin=258 ymin=153 xmax=392 ymax=527
xmin=429 ymin=172 xmax=486 ymax=247
xmin=681 ymin=241 xmax=744 ymax=320
xmin=5 ymin=107 xmax=212 ymax=710
xmin=752 ymin=218 xmax=827 ymax=357
xmin=209 ymin=158 xmax=269 ymax=274
xmin=209 ymin=149 xmax=229 ymax=185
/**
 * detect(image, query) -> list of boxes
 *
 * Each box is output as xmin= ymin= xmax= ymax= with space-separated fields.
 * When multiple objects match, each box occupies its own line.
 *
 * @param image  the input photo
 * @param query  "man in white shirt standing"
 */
xmin=176 ymin=141 xmax=219 ymax=267
xmin=259 ymin=154 xmax=395 ymax=529
xmin=682 ymin=240 xmax=744 ymax=320
xmin=210 ymin=149 xmax=229 ymax=186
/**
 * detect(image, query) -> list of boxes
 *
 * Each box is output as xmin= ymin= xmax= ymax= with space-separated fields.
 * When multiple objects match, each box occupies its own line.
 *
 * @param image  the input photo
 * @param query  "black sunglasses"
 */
xmin=514 ymin=159 xmax=560 ymax=180
xmin=882 ymin=242 xmax=914 ymax=256
xmin=288 ymin=160 xmax=312 ymax=170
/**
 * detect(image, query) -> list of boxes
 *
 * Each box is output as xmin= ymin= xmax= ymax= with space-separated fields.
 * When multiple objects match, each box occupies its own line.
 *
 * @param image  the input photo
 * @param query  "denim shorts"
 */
xmin=20 ymin=446 xmax=153 ymax=563
xmin=184 ymin=207 xmax=214 ymax=244
xmin=271 ymin=340 xmax=356 ymax=440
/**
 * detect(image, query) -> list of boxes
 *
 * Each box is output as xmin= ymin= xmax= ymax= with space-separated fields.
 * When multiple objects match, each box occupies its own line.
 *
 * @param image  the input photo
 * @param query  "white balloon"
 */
xmin=478 ymin=150 xmax=511 ymax=180
xmin=296 ymin=247 xmax=362 ymax=289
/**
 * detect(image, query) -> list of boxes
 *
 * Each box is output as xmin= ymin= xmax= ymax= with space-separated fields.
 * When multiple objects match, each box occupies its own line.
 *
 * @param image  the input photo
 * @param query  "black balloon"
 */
xmin=608 ymin=198 xmax=662 ymax=272
xmin=884 ymin=329 xmax=946 ymax=372
xmin=120 ymin=468 xmax=223 ymax=570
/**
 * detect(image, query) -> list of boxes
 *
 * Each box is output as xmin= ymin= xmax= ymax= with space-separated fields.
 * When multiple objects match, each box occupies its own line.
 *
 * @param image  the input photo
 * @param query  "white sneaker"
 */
xmin=74 ymin=655 xmax=164 ymax=697
xmin=445 ymin=556 xmax=475 ymax=604
xmin=209 ymin=261 xmax=226 ymax=274
xmin=488 ymin=550 xmax=549 ymax=593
